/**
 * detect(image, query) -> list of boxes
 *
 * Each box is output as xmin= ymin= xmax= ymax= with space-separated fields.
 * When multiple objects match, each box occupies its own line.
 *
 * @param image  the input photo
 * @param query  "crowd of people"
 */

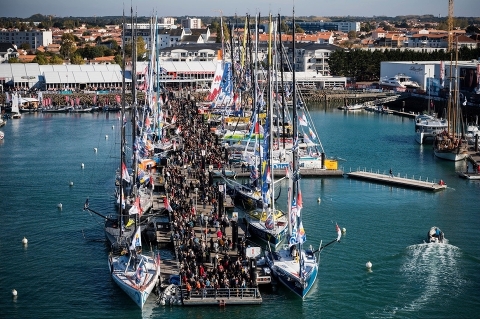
xmin=157 ymin=97 xmax=259 ymax=294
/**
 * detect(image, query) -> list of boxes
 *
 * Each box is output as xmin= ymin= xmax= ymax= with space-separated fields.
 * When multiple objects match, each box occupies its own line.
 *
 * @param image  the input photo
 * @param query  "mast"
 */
xmin=119 ymin=7 xmax=127 ymax=241
xmin=278 ymin=14 xmax=287 ymax=150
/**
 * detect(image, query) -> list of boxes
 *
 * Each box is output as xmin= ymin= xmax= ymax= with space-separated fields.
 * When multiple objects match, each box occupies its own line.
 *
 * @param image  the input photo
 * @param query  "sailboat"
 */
xmin=108 ymin=226 xmax=160 ymax=309
xmin=244 ymin=15 xmax=288 ymax=247
xmin=108 ymin=11 xmax=161 ymax=310
xmin=11 ymin=93 xmax=22 ymax=119
xmin=265 ymin=10 xmax=341 ymax=299
xmin=434 ymin=50 xmax=469 ymax=161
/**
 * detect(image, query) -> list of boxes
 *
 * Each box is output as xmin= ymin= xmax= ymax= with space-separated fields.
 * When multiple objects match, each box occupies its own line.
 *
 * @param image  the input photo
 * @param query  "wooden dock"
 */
xmin=346 ymin=170 xmax=447 ymax=191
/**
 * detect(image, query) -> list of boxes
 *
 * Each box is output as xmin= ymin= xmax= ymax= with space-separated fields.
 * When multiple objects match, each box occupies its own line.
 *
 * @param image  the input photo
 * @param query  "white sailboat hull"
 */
xmin=109 ymin=254 xmax=160 ymax=309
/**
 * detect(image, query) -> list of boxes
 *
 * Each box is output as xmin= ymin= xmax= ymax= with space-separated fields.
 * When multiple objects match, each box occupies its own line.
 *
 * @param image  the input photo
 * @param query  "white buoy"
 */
xmin=105 ymin=135 xmax=108 ymax=139
xmin=22 ymin=237 xmax=28 ymax=245
xmin=317 ymin=197 xmax=321 ymax=203
xmin=366 ymin=261 xmax=372 ymax=269
xmin=342 ymin=227 xmax=346 ymax=233
xmin=57 ymin=203 xmax=63 ymax=210
xmin=12 ymin=289 xmax=17 ymax=297
xmin=69 ymin=181 xmax=74 ymax=186
xmin=81 ymin=163 xmax=84 ymax=169
xmin=93 ymin=148 xmax=97 ymax=152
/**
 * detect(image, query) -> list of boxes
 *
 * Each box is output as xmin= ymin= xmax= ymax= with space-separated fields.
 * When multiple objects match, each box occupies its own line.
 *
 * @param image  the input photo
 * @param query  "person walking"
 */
xmin=389 ymin=168 xmax=393 ymax=178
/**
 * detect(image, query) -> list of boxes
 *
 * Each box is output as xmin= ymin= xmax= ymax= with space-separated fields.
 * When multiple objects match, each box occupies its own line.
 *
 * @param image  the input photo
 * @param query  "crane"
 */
xmin=447 ymin=0 xmax=454 ymax=52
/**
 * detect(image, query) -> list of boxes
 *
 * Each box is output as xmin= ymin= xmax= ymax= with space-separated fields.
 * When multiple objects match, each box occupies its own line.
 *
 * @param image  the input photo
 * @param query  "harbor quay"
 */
xmin=138 ymin=96 xmax=270 ymax=306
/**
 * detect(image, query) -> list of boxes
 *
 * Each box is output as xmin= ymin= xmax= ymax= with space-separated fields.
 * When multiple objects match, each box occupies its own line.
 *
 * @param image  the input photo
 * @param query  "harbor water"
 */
xmin=0 ymin=107 xmax=479 ymax=318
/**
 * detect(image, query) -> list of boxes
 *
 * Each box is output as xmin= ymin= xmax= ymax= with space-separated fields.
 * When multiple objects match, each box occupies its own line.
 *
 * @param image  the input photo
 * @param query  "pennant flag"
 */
xmin=130 ymin=227 xmax=142 ymax=250
xmin=163 ymin=197 xmax=173 ymax=212
xmin=303 ymin=133 xmax=313 ymax=145
xmin=336 ymin=224 xmax=342 ymax=241
xmin=297 ymin=221 xmax=306 ymax=244
xmin=297 ymin=191 xmax=303 ymax=216
xmin=299 ymin=113 xmax=308 ymax=126
xmin=121 ymin=162 xmax=131 ymax=183
xmin=308 ymin=128 xmax=316 ymax=140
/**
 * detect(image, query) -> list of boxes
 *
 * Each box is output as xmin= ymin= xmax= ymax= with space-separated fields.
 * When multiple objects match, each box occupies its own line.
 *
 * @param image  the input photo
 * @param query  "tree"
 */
xmin=32 ymin=53 xmax=48 ymax=65
xmin=347 ymin=31 xmax=357 ymax=39
xmin=70 ymin=54 xmax=85 ymax=65
xmin=8 ymin=57 xmax=20 ymax=63
xmin=60 ymin=33 xmax=77 ymax=59
xmin=19 ymin=43 xmax=31 ymax=50
xmin=49 ymin=55 xmax=64 ymax=65
xmin=294 ymin=24 xmax=304 ymax=34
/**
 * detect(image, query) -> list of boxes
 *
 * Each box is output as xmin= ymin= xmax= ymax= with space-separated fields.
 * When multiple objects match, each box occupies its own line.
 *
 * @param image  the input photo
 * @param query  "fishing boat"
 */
xmin=426 ymin=226 xmax=445 ymax=243
xmin=265 ymin=12 xmax=341 ymax=299
xmin=108 ymin=227 xmax=160 ymax=309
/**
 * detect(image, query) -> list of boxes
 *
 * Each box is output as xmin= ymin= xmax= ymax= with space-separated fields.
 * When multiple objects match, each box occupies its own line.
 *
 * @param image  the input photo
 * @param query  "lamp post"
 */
xmin=201 ymin=149 xmax=206 ymax=171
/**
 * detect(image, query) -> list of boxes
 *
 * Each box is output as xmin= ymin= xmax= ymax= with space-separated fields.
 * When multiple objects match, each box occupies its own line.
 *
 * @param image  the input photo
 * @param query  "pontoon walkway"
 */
xmin=346 ymin=170 xmax=447 ymax=191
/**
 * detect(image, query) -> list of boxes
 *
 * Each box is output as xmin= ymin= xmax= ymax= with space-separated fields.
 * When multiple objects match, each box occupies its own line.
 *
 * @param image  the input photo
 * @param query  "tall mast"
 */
xmin=119 ymin=7 xmax=127 ymax=239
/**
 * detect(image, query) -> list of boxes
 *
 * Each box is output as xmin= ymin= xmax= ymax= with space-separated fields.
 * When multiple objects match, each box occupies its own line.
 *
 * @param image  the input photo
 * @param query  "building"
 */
xmin=0 ymin=63 xmax=129 ymax=91
xmin=0 ymin=43 xmax=19 ymax=63
xmin=0 ymin=29 xmax=53 ymax=50
xmin=286 ymin=21 xmax=360 ymax=33
xmin=181 ymin=18 xmax=202 ymax=29
xmin=380 ymin=60 xmax=480 ymax=95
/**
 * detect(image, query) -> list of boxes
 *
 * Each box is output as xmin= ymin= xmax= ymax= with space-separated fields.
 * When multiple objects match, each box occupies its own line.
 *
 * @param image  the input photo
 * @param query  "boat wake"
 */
xmin=370 ymin=243 xmax=464 ymax=318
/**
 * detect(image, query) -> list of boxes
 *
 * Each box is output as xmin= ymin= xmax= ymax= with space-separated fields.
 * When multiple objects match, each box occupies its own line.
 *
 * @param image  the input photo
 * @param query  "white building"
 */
xmin=181 ymin=18 xmax=202 ymax=29
xmin=0 ymin=29 xmax=53 ymax=50
xmin=381 ymin=60 xmax=480 ymax=94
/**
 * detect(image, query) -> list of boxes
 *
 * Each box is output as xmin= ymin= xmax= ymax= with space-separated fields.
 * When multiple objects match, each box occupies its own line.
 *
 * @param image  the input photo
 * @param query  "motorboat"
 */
xmin=414 ymin=114 xmax=448 ymax=144
xmin=338 ymin=103 xmax=365 ymax=111
xmin=379 ymin=73 xmax=420 ymax=90
xmin=426 ymin=226 xmax=445 ymax=243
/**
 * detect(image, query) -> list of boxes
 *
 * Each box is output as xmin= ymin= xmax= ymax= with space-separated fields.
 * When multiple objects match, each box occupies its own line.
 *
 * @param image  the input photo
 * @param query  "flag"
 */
xmin=264 ymin=210 xmax=274 ymax=230
xmin=297 ymin=221 xmax=306 ymax=244
xmin=130 ymin=227 xmax=142 ymax=250
xmin=303 ymin=133 xmax=313 ymax=145
xmin=297 ymin=191 xmax=303 ymax=216
xmin=265 ymin=166 xmax=272 ymax=184
xmin=163 ymin=197 xmax=173 ymax=212
xmin=299 ymin=113 xmax=308 ymax=126
xmin=336 ymin=224 xmax=342 ymax=241
xmin=308 ymin=128 xmax=316 ymax=140
xmin=121 ymin=162 xmax=130 ymax=183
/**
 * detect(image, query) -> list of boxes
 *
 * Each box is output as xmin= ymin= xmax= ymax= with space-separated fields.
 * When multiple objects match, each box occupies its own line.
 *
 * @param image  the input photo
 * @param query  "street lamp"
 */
xmin=201 ymin=149 xmax=206 ymax=171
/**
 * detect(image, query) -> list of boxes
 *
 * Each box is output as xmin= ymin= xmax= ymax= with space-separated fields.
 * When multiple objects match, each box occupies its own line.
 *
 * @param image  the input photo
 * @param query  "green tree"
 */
xmin=49 ymin=55 xmax=64 ymax=64
xmin=114 ymin=54 xmax=122 ymax=65
xmin=8 ymin=56 xmax=20 ymax=63
xmin=347 ymin=31 xmax=357 ymax=39
xmin=60 ymin=33 xmax=77 ymax=59
xmin=19 ymin=43 xmax=31 ymax=50
xmin=32 ymin=53 xmax=48 ymax=65
xmin=70 ymin=54 xmax=85 ymax=65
